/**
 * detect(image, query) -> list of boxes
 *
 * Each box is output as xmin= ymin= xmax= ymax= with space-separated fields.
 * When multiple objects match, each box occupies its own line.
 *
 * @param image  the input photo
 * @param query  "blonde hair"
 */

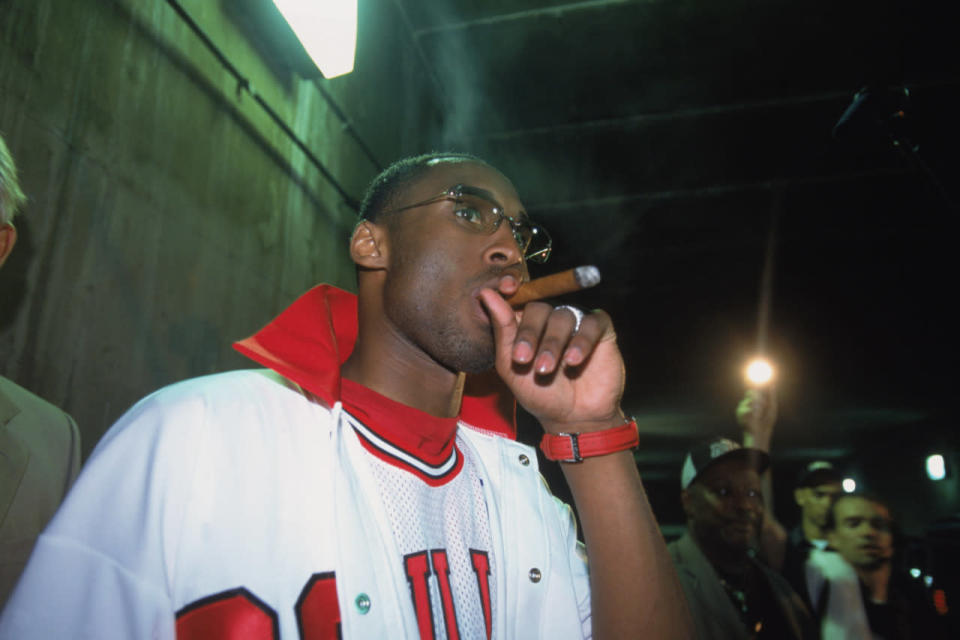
xmin=0 ymin=133 xmax=26 ymax=225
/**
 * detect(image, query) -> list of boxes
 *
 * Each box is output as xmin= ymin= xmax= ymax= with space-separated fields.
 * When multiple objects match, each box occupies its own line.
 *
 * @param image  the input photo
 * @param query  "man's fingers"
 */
xmin=477 ymin=288 xmax=517 ymax=350
xmin=563 ymin=309 xmax=613 ymax=367
xmin=478 ymin=290 xmax=614 ymax=374
xmin=512 ymin=302 xmax=553 ymax=366
xmin=529 ymin=305 xmax=580 ymax=374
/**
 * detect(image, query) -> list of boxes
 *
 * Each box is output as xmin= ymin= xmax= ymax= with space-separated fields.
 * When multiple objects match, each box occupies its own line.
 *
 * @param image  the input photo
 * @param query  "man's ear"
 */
xmin=0 ymin=222 xmax=17 ymax=269
xmin=349 ymin=221 xmax=388 ymax=269
xmin=794 ymin=487 xmax=807 ymax=508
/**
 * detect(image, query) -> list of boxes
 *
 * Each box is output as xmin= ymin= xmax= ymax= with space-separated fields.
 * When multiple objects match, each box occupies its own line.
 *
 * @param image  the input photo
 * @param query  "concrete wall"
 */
xmin=1 ymin=0 xmax=442 ymax=458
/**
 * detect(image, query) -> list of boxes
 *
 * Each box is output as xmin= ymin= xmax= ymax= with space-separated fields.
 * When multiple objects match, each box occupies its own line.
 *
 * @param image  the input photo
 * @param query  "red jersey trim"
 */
xmin=233 ymin=285 xmax=517 ymax=439
xmin=343 ymin=412 xmax=464 ymax=486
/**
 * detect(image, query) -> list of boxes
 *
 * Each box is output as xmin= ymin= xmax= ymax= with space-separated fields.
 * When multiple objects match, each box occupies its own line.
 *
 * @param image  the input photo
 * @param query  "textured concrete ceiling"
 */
xmin=393 ymin=0 xmax=960 ymax=492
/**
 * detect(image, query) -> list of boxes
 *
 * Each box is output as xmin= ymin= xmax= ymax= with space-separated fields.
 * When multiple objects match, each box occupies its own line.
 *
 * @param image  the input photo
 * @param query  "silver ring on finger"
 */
xmin=555 ymin=305 xmax=584 ymax=334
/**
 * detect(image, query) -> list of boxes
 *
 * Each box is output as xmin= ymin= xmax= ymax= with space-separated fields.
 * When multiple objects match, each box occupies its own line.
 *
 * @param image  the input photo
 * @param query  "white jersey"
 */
xmin=343 ymin=408 xmax=497 ymax=640
xmin=0 ymin=369 xmax=591 ymax=639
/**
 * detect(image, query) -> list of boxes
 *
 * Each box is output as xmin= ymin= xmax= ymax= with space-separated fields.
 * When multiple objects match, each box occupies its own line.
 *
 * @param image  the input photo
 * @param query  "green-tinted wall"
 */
xmin=0 ymin=0 xmax=442 ymax=457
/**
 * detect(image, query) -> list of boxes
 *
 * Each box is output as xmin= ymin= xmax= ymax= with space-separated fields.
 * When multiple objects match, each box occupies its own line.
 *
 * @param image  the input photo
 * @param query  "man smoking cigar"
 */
xmin=1 ymin=153 xmax=693 ymax=639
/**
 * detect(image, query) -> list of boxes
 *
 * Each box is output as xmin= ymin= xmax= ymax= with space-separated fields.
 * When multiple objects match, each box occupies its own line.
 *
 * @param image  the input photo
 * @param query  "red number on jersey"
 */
xmin=404 ymin=551 xmax=436 ymax=640
xmin=176 ymin=587 xmax=278 ymax=640
xmin=296 ymin=572 xmax=342 ymax=640
xmin=470 ymin=549 xmax=492 ymax=640
xmin=176 ymin=574 xmax=341 ymax=640
xmin=430 ymin=550 xmax=460 ymax=640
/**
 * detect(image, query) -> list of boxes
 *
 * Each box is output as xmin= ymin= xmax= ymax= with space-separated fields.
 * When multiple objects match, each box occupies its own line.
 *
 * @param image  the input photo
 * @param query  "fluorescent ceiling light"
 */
xmin=272 ymin=0 xmax=357 ymax=78
xmin=926 ymin=454 xmax=946 ymax=481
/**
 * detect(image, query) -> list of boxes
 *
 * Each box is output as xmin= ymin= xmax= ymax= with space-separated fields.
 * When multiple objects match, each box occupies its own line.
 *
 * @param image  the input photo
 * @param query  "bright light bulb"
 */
xmin=745 ymin=358 xmax=774 ymax=386
xmin=926 ymin=454 xmax=946 ymax=481
xmin=842 ymin=478 xmax=856 ymax=492
xmin=273 ymin=0 xmax=358 ymax=78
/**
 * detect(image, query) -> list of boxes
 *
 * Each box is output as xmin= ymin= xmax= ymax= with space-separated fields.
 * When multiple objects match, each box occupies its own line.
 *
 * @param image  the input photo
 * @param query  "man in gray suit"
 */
xmin=669 ymin=437 xmax=816 ymax=639
xmin=0 ymin=132 xmax=81 ymax=607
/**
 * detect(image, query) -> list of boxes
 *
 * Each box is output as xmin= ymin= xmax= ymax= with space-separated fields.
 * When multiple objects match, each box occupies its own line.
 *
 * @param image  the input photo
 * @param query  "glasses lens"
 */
xmin=451 ymin=193 xmax=500 ymax=233
xmin=524 ymin=225 xmax=551 ymax=263
xmin=450 ymin=187 xmax=551 ymax=263
xmin=505 ymin=217 xmax=551 ymax=263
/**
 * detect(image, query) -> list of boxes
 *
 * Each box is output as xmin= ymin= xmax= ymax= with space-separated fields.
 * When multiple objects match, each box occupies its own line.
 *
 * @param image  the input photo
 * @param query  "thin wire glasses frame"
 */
xmin=373 ymin=184 xmax=552 ymax=263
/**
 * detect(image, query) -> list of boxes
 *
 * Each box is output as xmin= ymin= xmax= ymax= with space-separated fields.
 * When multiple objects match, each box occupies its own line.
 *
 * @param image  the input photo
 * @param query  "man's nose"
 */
xmin=483 ymin=223 xmax=525 ymax=271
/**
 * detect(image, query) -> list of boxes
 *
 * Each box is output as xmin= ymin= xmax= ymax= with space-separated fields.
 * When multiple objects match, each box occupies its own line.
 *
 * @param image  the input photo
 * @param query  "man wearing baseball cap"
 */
xmin=781 ymin=460 xmax=845 ymax=604
xmin=794 ymin=462 xmax=845 ymax=546
xmin=668 ymin=437 xmax=816 ymax=640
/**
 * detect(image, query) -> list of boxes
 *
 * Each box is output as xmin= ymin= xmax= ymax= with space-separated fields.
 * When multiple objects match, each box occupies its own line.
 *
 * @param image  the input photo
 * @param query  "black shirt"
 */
xmin=719 ymin=563 xmax=804 ymax=639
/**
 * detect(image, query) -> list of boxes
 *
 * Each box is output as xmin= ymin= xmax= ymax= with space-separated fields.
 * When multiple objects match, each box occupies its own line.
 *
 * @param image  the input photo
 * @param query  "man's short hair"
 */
xmin=0 ymin=133 xmax=27 ymax=225
xmin=824 ymin=491 xmax=892 ymax=531
xmin=358 ymin=152 xmax=487 ymax=223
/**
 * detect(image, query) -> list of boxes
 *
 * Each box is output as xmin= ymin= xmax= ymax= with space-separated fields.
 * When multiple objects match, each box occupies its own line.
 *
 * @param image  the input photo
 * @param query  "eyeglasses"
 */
xmin=377 ymin=184 xmax=552 ymax=263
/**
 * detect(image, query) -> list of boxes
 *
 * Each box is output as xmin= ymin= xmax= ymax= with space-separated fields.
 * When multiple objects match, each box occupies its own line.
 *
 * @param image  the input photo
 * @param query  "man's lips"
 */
xmin=472 ymin=272 xmax=521 ymax=298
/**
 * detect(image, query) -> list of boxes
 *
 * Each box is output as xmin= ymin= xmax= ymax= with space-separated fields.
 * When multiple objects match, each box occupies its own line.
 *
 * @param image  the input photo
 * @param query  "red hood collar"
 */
xmin=233 ymin=284 xmax=516 ymax=439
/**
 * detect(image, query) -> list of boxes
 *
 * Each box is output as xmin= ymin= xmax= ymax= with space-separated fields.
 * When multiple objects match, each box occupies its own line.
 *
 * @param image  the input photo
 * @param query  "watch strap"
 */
xmin=539 ymin=420 xmax=639 ymax=463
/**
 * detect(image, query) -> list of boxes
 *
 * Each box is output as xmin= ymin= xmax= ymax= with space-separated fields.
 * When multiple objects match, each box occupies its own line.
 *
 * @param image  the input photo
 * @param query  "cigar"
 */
xmin=507 ymin=266 xmax=601 ymax=308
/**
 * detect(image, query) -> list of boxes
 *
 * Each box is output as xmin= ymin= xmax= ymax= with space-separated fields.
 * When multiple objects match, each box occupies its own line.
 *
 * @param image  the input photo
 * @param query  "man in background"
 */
xmin=808 ymin=492 xmax=946 ymax=639
xmin=793 ymin=461 xmax=844 ymax=549
xmin=0 ymin=132 xmax=81 ymax=606
xmin=784 ymin=460 xmax=844 ymax=600
xmin=736 ymin=388 xmax=844 ymax=604
xmin=669 ymin=437 xmax=815 ymax=639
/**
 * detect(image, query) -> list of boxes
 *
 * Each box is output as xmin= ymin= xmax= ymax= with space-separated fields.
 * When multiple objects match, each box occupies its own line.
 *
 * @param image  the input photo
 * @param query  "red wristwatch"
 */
xmin=539 ymin=420 xmax=639 ymax=463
